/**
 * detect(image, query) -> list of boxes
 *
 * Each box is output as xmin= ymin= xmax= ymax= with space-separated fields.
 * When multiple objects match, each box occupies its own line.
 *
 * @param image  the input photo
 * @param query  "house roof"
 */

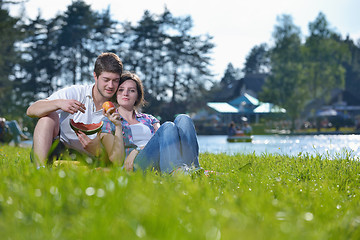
xmin=253 ymin=103 xmax=286 ymax=113
xmin=211 ymin=73 xmax=267 ymax=102
xmin=207 ymin=102 xmax=239 ymax=113
xmin=241 ymin=73 xmax=267 ymax=94
xmin=329 ymin=89 xmax=360 ymax=106
xmin=229 ymin=93 xmax=259 ymax=107
xmin=211 ymin=80 xmax=242 ymax=102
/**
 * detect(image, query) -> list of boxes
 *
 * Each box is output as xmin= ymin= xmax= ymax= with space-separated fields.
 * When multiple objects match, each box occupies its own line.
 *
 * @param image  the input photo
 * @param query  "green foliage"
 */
xmin=343 ymin=38 xmax=360 ymax=97
xmin=243 ymin=43 xmax=270 ymax=75
xmin=303 ymin=12 xmax=350 ymax=101
xmin=2 ymin=2 xmax=360 ymax=131
xmin=0 ymin=3 xmax=22 ymax=118
xmin=260 ymin=15 xmax=308 ymax=129
xmin=258 ymin=13 xmax=353 ymax=130
xmin=13 ymin=0 xmax=118 ymax=115
xmin=1 ymin=145 xmax=360 ymax=239
xmin=208 ymin=63 xmax=242 ymax=103
xmin=220 ymin=63 xmax=241 ymax=86
xmin=56 ymin=0 xmax=117 ymax=86
xmin=3 ymin=2 xmax=213 ymax=123
xmin=121 ymin=9 xmax=214 ymax=120
xmin=19 ymin=15 xmax=61 ymax=103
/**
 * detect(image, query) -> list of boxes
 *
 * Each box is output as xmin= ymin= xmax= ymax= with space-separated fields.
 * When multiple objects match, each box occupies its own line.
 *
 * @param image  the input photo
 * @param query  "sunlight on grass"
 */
xmin=0 ymin=145 xmax=360 ymax=239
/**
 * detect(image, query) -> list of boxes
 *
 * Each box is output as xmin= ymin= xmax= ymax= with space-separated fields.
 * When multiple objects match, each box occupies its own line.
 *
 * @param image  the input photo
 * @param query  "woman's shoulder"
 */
xmin=136 ymin=112 xmax=160 ymax=123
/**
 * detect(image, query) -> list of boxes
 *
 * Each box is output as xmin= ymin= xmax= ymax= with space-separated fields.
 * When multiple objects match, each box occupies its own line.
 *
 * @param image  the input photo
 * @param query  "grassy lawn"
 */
xmin=1 ymin=145 xmax=360 ymax=239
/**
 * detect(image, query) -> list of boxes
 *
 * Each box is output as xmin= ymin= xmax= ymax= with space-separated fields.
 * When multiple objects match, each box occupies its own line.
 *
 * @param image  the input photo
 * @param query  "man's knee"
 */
xmin=35 ymin=112 xmax=60 ymax=137
xmin=39 ymin=111 xmax=59 ymax=122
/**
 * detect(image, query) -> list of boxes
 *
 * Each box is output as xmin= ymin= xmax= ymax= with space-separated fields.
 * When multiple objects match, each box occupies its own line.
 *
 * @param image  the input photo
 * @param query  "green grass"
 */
xmin=1 ymin=145 xmax=360 ymax=239
xmin=294 ymin=127 xmax=357 ymax=134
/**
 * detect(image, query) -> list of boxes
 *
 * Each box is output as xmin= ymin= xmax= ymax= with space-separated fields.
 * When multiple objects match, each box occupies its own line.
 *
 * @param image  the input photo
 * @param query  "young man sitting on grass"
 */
xmin=26 ymin=52 xmax=123 ymax=168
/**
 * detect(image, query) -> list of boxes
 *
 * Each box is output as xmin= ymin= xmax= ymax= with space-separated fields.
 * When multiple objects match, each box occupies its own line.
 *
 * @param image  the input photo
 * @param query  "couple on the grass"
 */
xmin=27 ymin=52 xmax=202 ymax=175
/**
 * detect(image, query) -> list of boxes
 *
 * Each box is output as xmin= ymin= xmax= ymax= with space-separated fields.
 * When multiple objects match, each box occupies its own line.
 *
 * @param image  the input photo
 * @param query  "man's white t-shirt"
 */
xmin=47 ymin=84 xmax=104 ymax=154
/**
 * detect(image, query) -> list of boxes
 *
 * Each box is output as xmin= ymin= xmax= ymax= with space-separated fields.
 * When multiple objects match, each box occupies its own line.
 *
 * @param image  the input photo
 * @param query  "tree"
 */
xmin=260 ymin=14 xmax=308 ymax=131
xmin=57 ymin=0 xmax=95 ymax=86
xmin=121 ymin=10 xmax=166 ymax=98
xmin=18 ymin=1 xmax=117 ymax=101
xmin=157 ymin=10 xmax=214 ymax=119
xmin=4 ymin=3 xmax=214 ymax=123
xmin=243 ymin=43 xmax=270 ymax=75
xmin=121 ymin=8 xmax=214 ymax=120
xmin=92 ymin=6 xmax=118 ymax=53
xmin=343 ymin=38 xmax=360 ymax=98
xmin=0 ymin=0 xmax=22 ymax=118
xmin=220 ymin=63 xmax=240 ymax=86
xmin=18 ymin=14 xmax=61 ymax=102
xmin=56 ymin=0 xmax=115 ymax=86
xmin=303 ymin=12 xmax=350 ymax=101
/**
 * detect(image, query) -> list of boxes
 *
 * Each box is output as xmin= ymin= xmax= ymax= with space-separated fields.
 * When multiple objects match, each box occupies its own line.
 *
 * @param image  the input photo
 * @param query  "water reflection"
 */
xmin=197 ymin=134 xmax=360 ymax=159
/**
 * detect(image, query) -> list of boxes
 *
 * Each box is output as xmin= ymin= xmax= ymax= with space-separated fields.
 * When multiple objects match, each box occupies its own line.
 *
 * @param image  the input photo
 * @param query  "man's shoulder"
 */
xmin=49 ymin=84 xmax=94 ymax=99
xmin=64 ymin=84 xmax=93 ymax=92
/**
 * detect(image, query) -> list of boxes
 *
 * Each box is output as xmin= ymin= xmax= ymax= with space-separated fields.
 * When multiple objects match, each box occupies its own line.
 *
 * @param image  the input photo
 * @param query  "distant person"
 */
xmin=0 ymin=118 xmax=29 ymax=146
xmin=242 ymin=122 xmax=252 ymax=135
xmin=0 ymin=118 xmax=12 ymax=143
xmin=26 ymin=52 xmax=123 ymax=168
xmin=356 ymin=117 xmax=360 ymax=131
xmin=321 ymin=118 xmax=330 ymax=128
xmin=316 ymin=118 xmax=321 ymax=132
xmin=100 ymin=71 xmax=202 ymax=174
xmin=227 ymin=121 xmax=237 ymax=136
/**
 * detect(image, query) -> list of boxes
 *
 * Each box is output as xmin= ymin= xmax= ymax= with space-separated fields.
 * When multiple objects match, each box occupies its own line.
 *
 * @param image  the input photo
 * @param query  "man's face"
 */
xmin=94 ymin=71 xmax=120 ymax=99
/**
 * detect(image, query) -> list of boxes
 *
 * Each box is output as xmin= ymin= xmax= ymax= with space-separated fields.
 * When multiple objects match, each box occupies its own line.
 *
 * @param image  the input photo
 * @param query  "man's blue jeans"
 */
xmin=134 ymin=114 xmax=200 ymax=173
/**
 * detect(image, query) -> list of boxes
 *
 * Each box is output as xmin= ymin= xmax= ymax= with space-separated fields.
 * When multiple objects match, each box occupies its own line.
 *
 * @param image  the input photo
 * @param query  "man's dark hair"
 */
xmin=94 ymin=52 xmax=123 ymax=77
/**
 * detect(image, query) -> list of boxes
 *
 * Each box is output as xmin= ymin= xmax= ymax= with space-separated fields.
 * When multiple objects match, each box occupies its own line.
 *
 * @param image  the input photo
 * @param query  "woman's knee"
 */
xmin=157 ymin=122 xmax=181 ymax=139
xmin=174 ymin=114 xmax=194 ymax=129
xmin=174 ymin=114 xmax=190 ymax=122
xmin=160 ymin=121 xmax=177 ymax=134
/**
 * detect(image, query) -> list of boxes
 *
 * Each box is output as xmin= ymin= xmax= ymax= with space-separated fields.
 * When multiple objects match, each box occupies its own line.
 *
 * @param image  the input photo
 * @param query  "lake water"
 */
xmin=197 ymin=134 xmax=360 ymax=159
xmin=19 ymin=134 xmax=360 ymax=160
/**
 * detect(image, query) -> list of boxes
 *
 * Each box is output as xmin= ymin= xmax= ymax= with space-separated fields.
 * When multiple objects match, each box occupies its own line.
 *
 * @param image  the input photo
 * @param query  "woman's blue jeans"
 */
xmin=134 ymin=114 xmax=200 ymax=173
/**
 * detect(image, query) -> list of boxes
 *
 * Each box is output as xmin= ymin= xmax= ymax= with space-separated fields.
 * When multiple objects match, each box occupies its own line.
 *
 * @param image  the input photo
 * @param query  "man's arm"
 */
xmin=27 ymin=99 xmax=86 ymax=118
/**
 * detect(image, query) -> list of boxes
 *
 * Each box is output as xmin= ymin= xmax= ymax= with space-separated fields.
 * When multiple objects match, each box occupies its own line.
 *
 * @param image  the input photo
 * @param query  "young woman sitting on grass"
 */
xmin=99 ymin=71 xmax=202 ymax=175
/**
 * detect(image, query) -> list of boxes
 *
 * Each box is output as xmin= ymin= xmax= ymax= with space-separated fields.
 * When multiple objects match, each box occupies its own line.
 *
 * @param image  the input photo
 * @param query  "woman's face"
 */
xmin=116 ymin=80 xmax=138 ymax=109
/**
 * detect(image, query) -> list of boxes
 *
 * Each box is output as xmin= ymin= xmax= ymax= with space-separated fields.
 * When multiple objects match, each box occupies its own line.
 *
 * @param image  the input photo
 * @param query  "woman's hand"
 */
xmin=124 ymin=151 xmax=136 ymax=171
xmin=103 ymin=108 xmax=121 ymax=126
xmin=124 ymin=146 xmax=144 ymax=171
xmin=100 ymin=107 xmax=125 ymax=165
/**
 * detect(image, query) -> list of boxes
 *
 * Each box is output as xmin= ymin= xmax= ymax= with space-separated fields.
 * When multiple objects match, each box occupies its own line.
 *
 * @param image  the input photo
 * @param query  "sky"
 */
xmin=8 ymin=0 xmax=360 ymax=78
